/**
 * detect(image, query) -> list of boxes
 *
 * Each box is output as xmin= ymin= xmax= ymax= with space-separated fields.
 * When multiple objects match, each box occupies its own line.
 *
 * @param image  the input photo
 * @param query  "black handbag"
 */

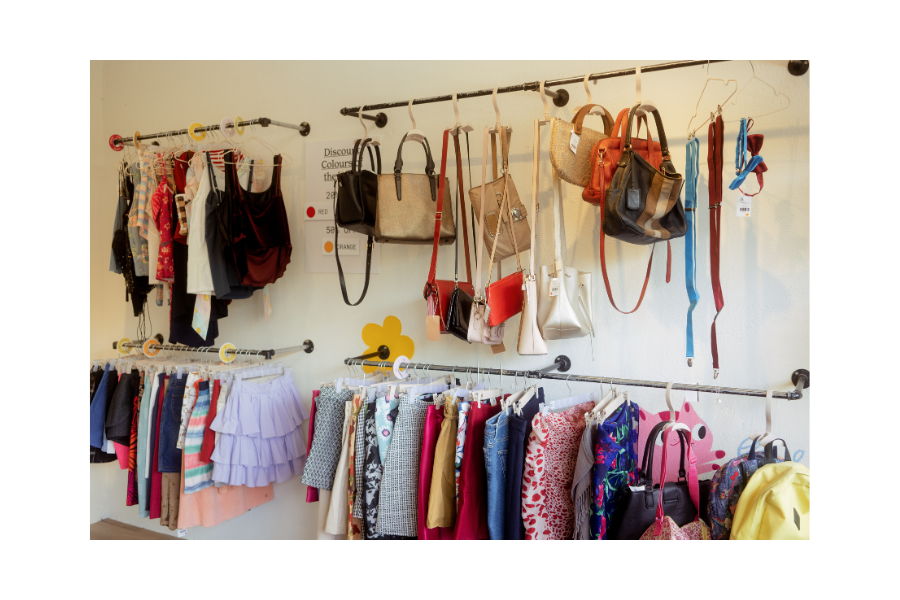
xmin=333 ymin=138 xmax=380 ymax=305
xmin=607 ymin=421 xmax=706 ymax=540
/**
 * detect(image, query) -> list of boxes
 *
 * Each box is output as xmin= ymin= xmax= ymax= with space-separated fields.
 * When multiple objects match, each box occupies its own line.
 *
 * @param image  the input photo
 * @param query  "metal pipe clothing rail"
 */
xmin=343 ymin=356 xmax=810 ymax=401
xmin=114 ymin=335 xmax=314 ymax=360
xmin=109 ymin=117 xmax=310 ymax=149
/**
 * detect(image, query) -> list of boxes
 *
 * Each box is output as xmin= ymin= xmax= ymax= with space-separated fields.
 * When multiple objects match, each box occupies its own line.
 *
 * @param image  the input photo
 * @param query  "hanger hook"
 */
xmin=408 ymin=99 xmax=417 ymax=129
xmin=492 ymin=87 xmax=501 ymax=128
xmin=566 ymin=374 xmax=573 ymax=395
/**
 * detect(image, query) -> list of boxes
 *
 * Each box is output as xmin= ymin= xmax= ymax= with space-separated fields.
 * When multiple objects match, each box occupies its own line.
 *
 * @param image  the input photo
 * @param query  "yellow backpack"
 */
xmin=731 ymin=454 xmax=809 ymax=540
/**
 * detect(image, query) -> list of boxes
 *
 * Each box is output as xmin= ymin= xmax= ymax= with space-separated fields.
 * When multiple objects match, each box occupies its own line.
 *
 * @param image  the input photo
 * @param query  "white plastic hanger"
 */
xmin=489 ymin=87 xmax=511 ymax=134
xmin=538 ymin=81 xmax=551 ymax=126
xmin=450 ymin=92 xmax=474 ymax=137
xmin=749 ymin=390 xmax=778 ymax=447
xmin=665 ymin=382 xmax=679 ymax=420
xmin=596 ymin=391 xmax=628 ymax=424
xmin=588 ymin=387 xmax=617 ymax=421
xmin=687 ymin=62 xmax=738 ymax=139
xmin=542 ymin=391 xmax=597 ymax=414
xmin=355 ymin=108 xmax=380 ymax=147
xmin=405 ymin=99 xmax=426 ymax=144
xmin=725 ymin=60 xmax=791 ymax=122
xmin=570 ymin=73 xmax=605 ymax=116
xmin=633 ymin=66 xmax=659 ymax=118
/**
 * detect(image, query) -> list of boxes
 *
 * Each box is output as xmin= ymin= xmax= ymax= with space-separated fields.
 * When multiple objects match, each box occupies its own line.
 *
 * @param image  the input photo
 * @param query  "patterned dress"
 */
xmin=521 ymin=402 xmax=593 ymax=540
xmin=126 ymin=374 xmax=143 ymax=506
xmin=455 ymin=400 xmax=471 ymax=500
xmin=590 ymin=401 xmax=639 ymax=540
xmin=346 ymin=394 xmax=364 ymax=539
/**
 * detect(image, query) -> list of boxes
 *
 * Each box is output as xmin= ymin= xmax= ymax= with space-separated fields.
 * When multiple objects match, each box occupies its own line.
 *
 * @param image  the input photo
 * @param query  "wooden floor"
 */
xmin=90 ymin=519 xmax=182 ymax=540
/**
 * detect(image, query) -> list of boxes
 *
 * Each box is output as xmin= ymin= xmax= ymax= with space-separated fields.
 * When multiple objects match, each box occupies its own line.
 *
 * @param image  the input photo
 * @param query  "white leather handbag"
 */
xmin=518 ymin=117 xmax=549 ymax=355
xmin=468 ymin=125 xmax=505 ymax=347
xmin=537 ymin=168 xmax=594 ymax=341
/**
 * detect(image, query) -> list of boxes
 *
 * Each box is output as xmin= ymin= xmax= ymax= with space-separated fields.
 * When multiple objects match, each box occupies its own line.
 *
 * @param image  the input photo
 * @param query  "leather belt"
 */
xmin=708 ymin=115 xmax=725 ymax=375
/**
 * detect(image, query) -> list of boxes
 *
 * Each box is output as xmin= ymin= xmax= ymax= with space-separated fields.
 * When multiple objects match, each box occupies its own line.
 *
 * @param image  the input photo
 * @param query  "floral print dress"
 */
xmin=590 ymin=401 xmax=640 ymax=540
xmin=455 ymin=400 xmax=471 ymax=500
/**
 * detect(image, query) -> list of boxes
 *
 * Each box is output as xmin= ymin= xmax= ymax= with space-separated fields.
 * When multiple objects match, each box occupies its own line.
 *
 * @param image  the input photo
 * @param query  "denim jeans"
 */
xmin=158 ymin=373 xmax=187 ymax=473
xmin=484 ymin=409 xmax=509 ymax=540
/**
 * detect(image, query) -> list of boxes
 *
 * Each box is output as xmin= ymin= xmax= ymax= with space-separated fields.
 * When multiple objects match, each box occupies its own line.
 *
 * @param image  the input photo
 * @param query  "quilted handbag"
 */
xmin=608 ymin=421 xmax=700 ymax=540
xmin=550 ymin=103 xmax=614 ymax=187
xmin=424 ymin=129 xmax=475 ymax=339
xmin=639 ymin=425 xmax=710 ymax=540
xmin=598 ymin=104 xmax=686 ymax=314
xmin=375 ymin=134 xmax=455 ymax=244
xmin=468 ymin=126 xmax=531 ymax=262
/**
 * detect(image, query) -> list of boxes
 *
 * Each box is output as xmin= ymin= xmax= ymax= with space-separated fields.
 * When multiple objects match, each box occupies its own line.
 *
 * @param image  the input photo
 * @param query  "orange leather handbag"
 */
xmin=583 ymin=109 xmax=663 ymax=206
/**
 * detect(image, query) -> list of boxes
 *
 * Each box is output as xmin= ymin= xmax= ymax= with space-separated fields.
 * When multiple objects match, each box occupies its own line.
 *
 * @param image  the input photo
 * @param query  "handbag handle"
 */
xmin=572 ymin=103 xmax=614 ymax=136
xmin=352 ymin=138 xmax=381 ymax=175
xmin=640 ymin=420 xmax=689 ymax=485
xmin=653 ymin=425 xmax=700 ymax=535
xmin=620 ymin=103 xmax=672 ymax=166
xmin=748 ymin=436 xmax=793 ymax=464
xmin=529 ymin=119 xmax=541 ymax=278
xmin=394 ymin=133 xmax=436 ymax=202
xmin=609 ymin=108 xmax=652 ymax=146
xmin=453 ymin=133 xmax=473 ymax=285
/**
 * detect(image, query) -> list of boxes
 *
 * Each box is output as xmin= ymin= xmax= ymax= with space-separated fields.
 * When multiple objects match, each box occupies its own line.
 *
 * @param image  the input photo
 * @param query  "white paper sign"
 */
xmin=304 ymin=138 xmax=381 ymax=274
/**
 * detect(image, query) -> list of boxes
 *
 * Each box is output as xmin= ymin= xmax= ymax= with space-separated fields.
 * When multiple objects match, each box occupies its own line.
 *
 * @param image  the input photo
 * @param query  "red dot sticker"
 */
xmin=306 ymin=206 xmax=316 ymax=218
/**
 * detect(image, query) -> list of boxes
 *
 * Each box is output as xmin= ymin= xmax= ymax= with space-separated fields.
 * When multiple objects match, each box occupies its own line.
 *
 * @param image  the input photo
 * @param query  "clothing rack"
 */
xmin=340 ymin=60 xmax=809 ymax=125
xmin=343 ymin=356 xmax=810 ymax=401
xmin=113 ymin=335 xmax=314 ymax=360
xmin=109 ymin=117 xmax=310 ymax=149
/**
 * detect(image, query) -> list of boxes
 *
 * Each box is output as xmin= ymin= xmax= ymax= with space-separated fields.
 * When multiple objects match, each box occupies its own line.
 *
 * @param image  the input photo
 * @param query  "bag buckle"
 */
xmin=510 ymin=206 xmax=525 ymax=222
xmin=435 ymin=211 xmax=442 ymax=220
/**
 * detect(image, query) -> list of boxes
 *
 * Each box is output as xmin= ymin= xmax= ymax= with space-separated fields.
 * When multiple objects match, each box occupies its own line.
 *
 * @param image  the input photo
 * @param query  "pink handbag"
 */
xmin=640 ymin=426 xmax=710 ymax=540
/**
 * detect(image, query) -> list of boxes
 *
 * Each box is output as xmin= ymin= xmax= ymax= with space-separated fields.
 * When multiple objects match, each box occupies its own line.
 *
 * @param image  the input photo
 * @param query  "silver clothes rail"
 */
xmin=114 ymin=334 xmax=314 ymax=359
xmin=343 ymin=355 xmax=810 ymax=401
xmin=340 ymin=60 xmax=809 ymax=126
xmin=109 ymin=117 xmax=310 ymax=149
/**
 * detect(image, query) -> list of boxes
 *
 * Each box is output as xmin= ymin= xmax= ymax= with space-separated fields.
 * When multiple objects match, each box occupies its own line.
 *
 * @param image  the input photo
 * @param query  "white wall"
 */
xmin=90 ymin=60 xmax=809 ymax=539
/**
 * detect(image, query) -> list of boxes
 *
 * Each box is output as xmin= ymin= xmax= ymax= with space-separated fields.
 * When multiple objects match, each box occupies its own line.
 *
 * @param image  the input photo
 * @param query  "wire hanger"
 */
xmin=687 ymin=62 xmax=739 ymax=139
xmin=725 ymin=60 xmax=791 ymax=122
xmin=405 ymin=99 xmax=426 ymax=143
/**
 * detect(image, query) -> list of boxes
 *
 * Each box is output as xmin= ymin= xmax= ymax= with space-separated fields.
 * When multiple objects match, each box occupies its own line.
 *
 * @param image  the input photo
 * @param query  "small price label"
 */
xmin=176 ymin=529 xmax=187 ymax=538
xmin=736 ymin=194 xmax=752 ymax=217
xmin=549 ymin=278 xmax=560 ymax=297
xmin=569 ymin=132 xmax=580 ymax=154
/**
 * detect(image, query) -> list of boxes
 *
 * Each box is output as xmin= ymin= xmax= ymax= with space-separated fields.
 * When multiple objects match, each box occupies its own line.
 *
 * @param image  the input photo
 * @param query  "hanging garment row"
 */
xmin=89 ymin=349 xmax=308 ymax=531
xmin=334 ymin=68 xmax=784 ymax=375
xmin=109 ymin=120 xmax=293 ymax=347
xmin=302 ymin=360 xmax=809 ymax=540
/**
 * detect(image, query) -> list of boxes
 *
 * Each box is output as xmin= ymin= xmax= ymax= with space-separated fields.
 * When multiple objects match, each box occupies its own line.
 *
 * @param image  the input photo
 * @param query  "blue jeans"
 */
xmin=158 ymin=373 xmax=187 ymax=473
xmin=484 ymin=409 xmax=509 ymax=540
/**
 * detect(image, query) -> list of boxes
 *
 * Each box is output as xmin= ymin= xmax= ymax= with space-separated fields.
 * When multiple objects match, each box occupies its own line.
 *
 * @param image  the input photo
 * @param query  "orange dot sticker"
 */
xmin=323 ymin=240 xmax=334 ymax=255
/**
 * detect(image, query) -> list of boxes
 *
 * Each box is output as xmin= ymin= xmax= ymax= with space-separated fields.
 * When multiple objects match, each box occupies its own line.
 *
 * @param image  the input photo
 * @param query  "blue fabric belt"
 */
xmin=684 ymin=138 xmax=700 ymax=363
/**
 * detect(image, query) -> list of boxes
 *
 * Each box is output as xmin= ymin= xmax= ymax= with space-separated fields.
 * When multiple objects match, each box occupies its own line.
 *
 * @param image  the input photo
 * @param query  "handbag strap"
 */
xmin=708 ymin=115 xmax=725 ymax=374
xmin=599 ymin=220 xmax=656 ymax=314
xmin=473 ymin=126 xmax=491 ymax=298
xmin=333 ymin=176 xmax=373 ymax=306
xmin=572 ymin=104 xmax=614 ymax=136
xmin=529 ymin=119 xmax=541 ymax=277
xmin=453 ymin=133 xmax=473 ymax=284
xmin=551 ymin=169 xmax=567 ymax=274
xmin=654 ymin=427 xmax=700 ymax=534
xmin=684 ymin=138 xmax=701 ymax=363
xmin=484 ymin=126 xmax=522 ymax=289
xmin=425 ymin=130 xmax=452 ymax=300
xmin=620 ymin=103 xmax=672 ymax=165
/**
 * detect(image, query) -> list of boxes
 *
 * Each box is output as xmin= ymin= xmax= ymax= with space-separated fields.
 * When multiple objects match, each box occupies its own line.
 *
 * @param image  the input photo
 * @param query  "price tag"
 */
xmin=426 ymin=316 xmax=441 ymax=341
xmin=549 ymin=278 xmax=560 ymax=297
xmin=569 ymin=132 xmax=580 ymax=154
xmin=176 ymin=529 xmax=187 ymax=538
xmin=736 ymin=194 xmax=752 ymax=217
xmin=491 ymin=341 xmax=506 ymax=354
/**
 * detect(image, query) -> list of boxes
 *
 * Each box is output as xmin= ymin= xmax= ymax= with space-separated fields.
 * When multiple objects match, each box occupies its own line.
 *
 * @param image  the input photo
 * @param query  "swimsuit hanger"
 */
xmin=404 ymin=99 xmax=427 ymax=144
xmin=488 ymin=87 xmax=510 ymax=134
xmin=749 ymin=390 xmax=778 ymax=447
xmin=355 ymin=107 xmax=380 ymax=148
xmin=687 ymin=61 xmax=739 ymax=140
xmin=632 ymin=65 xmax=659 ymax=119
xmin=725 ymin=60 xmax=791 ymax=122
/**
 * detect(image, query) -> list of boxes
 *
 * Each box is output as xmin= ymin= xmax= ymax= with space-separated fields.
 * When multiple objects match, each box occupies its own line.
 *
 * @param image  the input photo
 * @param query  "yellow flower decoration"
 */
xmin=360 ymin=316 xmax=415 ymax=373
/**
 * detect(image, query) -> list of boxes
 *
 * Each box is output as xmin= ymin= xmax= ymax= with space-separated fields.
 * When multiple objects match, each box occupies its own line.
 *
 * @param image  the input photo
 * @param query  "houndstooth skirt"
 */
xmin=301 ymin=386 xmax=353 ymax=490
xmin=375 ymin=393 xmax=430 ymax=537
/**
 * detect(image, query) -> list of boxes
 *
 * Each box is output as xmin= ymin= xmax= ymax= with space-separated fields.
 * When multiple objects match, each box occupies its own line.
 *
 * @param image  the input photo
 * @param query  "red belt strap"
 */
xmin=708 ymin=115 xmax=725 ymax=373
xmin=425 ymin=129 xmax=451 ymax=298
